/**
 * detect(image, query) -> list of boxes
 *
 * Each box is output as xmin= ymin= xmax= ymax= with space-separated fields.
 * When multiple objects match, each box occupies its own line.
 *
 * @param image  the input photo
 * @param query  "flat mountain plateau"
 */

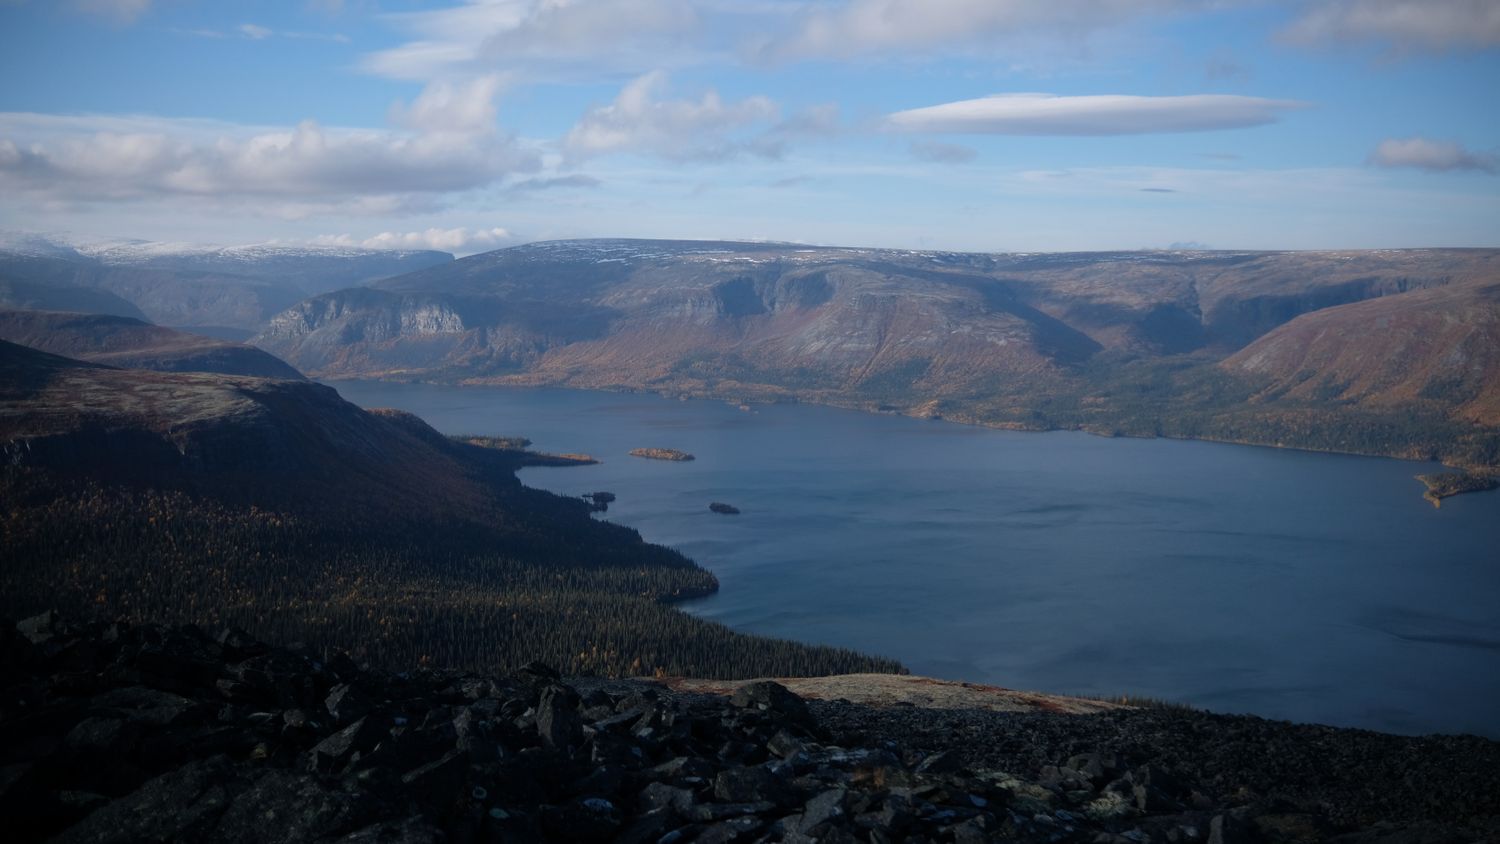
xmin=252 ymin=240 xmax=1500 ymax=473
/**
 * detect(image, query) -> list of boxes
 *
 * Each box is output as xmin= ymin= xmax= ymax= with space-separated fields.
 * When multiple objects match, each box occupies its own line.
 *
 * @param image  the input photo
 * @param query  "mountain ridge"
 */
xmin=0 ymin=309 xmax=304 ymax=379
xmin=0 ymin=234 xmax=455 ymax=331
xmin=252 ymin=239 xmax=1500 ymax=471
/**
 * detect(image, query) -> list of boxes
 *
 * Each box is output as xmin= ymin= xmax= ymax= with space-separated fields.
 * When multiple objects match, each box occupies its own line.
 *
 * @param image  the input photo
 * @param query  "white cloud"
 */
xmin=760 ymin=0 xmax=1211 ymax=62
xmin=390 ymin=75 xmax=506 ymax=134
xmin=1281 ymin=0 xmax=1500 ymax=53
xmin=1368 ymin=137 xmax=1497 ymax=173
xmin=362 ymin=0 xmax=704 ymax=81
xmin=239 ymin=23 xmax=274 ymax=40
xmin=564 ymin=70 xmax=778 ymax=160
xmin=479 ymin=0 xmax=698 ymax=63
xmin=72 ymin=0 xmax=151 ymax=23
xmin=0 ymin=78 xmax=539 ymax=210
xmin=312 ymin=226 xmax=515 ymax=254
xmin=885 ymin=94 xmax=1307 ymax=136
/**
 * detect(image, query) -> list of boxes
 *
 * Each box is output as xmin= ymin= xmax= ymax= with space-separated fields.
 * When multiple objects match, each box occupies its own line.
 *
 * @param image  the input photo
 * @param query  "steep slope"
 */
xmin=0 ymin=309 xmax=304 ymax=379
xmin=1223 ymin=276 xmax=1500 ymax=426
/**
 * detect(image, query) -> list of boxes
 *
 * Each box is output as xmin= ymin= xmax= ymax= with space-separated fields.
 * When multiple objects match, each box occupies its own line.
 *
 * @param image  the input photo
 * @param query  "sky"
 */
xmin=0 ymin=0 xmax=1497 ymax=255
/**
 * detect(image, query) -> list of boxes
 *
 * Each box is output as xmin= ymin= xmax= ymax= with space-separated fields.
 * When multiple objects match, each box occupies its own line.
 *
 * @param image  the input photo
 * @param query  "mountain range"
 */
xmin=3 ymin=235 xmax=1497 ymax=470
xmin=251 ymin=239 xmax=1500 ymax=468
xmin=0 ymin=233 xmax=453 ymax=337
xmin=0 ymin=309 xmax=303 ymax=380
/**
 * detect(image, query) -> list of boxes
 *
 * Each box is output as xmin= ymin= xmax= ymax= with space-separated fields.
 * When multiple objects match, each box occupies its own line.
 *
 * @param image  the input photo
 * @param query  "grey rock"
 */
xmin=540 ymin=796 xmax=622 ymax=843
xmin=915 ymin=749 xmax=961 ymax=775
xmin=537 ymin=684 xmax=583 ymax=750
xmin=399 ymin=748 xmax=467 ymax=804
xmin=90 ymin=686 xmax=202 ymax=727
xmin=638 ymin=781 xmax=696 ymax=816
xmin=729 ymin=681 xmax=812 ymax=727
xmin=695 ymin=815 xmax=765 ymax=844
xmin=714 ymin=765 xmax=796 ymax=807
xmin=324 ymin=684 xmax=374 ymax=725
xmin=63 ymin=717 xmax=141 ymax=756
xmin=766 ymin=729 xmax=806 ymax=760
xmin=213 ymin=768 xmax=380 ymax=844
xmin=51 ymin=757 xmax=239 ymax=843
xmin=336 ymin=817 xmax=445 ymax=843
xmin=308 ymin=717 xmax=386 ymax=774
xmin=799 ymin=787 xmax=848 ymax=834
xmin=17 ymin=611 xmax=64 ymax=645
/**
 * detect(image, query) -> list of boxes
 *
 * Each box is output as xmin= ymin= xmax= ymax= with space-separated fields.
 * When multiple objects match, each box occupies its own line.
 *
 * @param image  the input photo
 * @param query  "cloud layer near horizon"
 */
xmin=311 ymin=226 xmax=515 ymax=254
xmin=0 ymin=76 xmax=538 ymax=212
xmin=1369 ymin=137 xmax=1497 ymax=173
xmin=886 ymin=94 xmax=1307 ymax=136
xmin=1281 ymin=0 xmax=1500 ymax=52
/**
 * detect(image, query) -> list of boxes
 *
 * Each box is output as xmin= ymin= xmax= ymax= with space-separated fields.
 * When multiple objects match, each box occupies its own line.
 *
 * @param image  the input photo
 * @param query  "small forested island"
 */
xmin=1416 ymin=470 xmax=1500 ymax=507
xmin=630 ymin=447 xmax=695 ymax=461
xmin=709 ymin=501 xmax=740 ymax=515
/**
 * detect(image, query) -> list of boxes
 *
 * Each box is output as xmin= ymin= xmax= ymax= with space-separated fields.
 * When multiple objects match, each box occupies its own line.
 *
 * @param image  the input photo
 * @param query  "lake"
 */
xmin=330 ymin=380 xmax=1500 ymax=738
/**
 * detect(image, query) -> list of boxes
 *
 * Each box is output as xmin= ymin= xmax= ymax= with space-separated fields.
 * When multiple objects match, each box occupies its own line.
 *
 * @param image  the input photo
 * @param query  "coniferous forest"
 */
xmin=0 ymin=467 xmax=902 ymax=679
xmin=0 ymin=343 xmax=902 ymax=679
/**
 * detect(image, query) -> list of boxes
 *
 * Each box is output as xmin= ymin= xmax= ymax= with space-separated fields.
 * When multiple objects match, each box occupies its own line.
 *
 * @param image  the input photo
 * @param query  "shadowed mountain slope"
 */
xmin=0 ymin=309 xmax=304 ymax=379
xmin=0 ymin=339 xmax=900 ymax=679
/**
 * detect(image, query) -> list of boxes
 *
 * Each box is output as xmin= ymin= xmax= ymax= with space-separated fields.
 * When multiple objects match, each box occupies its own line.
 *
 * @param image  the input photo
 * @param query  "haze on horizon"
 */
xmin=1 ymin=0 xmax=1497 ymax=256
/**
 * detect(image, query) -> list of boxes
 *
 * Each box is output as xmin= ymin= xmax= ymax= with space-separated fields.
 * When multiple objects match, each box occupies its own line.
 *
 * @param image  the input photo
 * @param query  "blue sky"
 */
xmin=0 ymin=0 xmax=1496 ymax=254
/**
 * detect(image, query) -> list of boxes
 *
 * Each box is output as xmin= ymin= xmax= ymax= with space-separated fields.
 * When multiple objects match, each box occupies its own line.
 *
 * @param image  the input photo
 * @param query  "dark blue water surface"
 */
xmin=329 ymin=381 xmax=1500 ymax=738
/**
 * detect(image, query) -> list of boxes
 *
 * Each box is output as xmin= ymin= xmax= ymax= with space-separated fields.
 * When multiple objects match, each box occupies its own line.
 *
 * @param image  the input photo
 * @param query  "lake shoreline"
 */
xmin=330 ymin=378 xmax=1500 ymax=738
xmin=352 ymin=376 xmax=1500 ymax=504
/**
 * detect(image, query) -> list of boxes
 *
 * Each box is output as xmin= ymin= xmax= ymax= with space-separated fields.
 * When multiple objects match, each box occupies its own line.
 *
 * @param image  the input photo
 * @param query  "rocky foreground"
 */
xmin=3 ymin=616 xmax=1497 ymax=844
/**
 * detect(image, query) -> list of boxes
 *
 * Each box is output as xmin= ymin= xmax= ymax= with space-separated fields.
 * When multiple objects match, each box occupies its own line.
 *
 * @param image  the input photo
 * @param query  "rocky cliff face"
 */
xmin=0 ymin=310 xmax=304 ymax=380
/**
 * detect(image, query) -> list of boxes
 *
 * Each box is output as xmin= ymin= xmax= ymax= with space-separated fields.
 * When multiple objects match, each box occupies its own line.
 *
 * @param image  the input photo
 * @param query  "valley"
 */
xmin=244 ymin=240 xmax=1500 ymax=479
